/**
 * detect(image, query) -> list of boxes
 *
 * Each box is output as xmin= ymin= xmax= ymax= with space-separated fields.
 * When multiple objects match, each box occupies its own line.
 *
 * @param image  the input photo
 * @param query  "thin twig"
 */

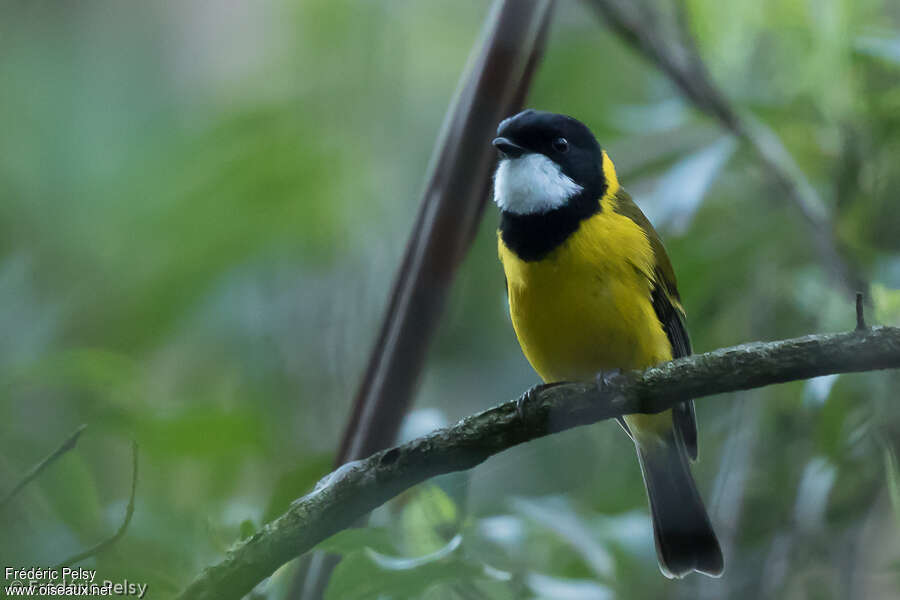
xmin=54 ymin=440 xmax=138 ymax=568
xmin=856 ymin=292 xmax=866 ymax=330
xmin=0 ymin=424 xmax=88 ymax=510
xmin=178 ymin=326 xmax=900 ymax=600
xmin=585 ymin=0 xmax=866 ymax=296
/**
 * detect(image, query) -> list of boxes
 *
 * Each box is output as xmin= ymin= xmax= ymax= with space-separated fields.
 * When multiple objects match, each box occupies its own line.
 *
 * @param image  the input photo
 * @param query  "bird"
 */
xmin=491 ymin=109 xmax=724 ymax=578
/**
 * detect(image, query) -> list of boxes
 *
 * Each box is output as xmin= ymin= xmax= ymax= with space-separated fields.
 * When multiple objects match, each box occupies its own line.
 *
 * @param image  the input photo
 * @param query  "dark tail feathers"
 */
xmin=635 ymin=431 xmax=724 ymax=578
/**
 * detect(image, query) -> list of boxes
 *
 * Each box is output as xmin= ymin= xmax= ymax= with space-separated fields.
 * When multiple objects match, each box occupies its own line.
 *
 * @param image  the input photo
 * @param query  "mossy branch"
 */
xmin=178 ymin=326 xmax=900 ymax=600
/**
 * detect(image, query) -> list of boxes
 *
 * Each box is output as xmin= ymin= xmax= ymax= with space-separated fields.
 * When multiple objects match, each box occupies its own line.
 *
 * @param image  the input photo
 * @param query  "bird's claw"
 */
xmin=595 ymin=368 xmax=626 ymax=396
xmin=516 ymin=383 xmax=545 ymax=423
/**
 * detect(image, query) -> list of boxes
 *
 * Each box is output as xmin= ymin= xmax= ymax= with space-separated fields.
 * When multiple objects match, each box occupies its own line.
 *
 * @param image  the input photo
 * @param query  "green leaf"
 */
xmin=816 ymin=386 xmax=850 ymax=459
xmin=138 ymin=407 xmax=265 ymax=457
xmin=526 ymin=572 xmax=613 ymax=600
xmin=873 ymin=282 xmax=900 ymax=325
xmin=645 ymin=135 xmax=737 ymax=234
xmin=239 ymin=519 xmax=256 ymax=540
xmin=855 ymin=33 xmax=900 ymax=64
xmin=324 ymin=535 xmax=485 ymax=600
xmin=38 ymin=450 xmax=103 ymax=539
xmin=367 ymin=534 xmax=462 ymax=570
xmin=399 ymin=484 xmax=461 ymax=555
xmin=511 ymin=496 xmax=613 ymax=579
xmin=20 ymin=348 xmax=138 ymax=395
xmin=316 ymin=527 xmax=397 ymax=556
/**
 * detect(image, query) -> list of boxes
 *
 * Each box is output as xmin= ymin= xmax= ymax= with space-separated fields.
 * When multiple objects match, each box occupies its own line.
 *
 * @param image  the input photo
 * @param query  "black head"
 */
xmin=493 ymin=109 xmax=606 ymax=198
xmin=492 ymin=110 xmax=610 ymax=261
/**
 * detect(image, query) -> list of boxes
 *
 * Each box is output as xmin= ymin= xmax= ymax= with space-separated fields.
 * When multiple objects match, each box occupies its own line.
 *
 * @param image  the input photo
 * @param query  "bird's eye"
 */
xmin=552 ymin=137 xmax=569 ymax=153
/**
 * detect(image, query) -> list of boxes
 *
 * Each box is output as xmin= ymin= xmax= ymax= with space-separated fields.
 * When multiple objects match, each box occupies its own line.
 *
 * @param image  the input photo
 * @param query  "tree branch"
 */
xmin=178 ymin=326 xmax=900 ymax=600
xmin=585 ymin=0 xmax=866 ymax=295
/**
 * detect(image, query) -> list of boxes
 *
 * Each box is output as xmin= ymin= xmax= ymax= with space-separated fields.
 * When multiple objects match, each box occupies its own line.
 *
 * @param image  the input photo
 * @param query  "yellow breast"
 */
xmin=498 ymin=197 xmax=672 ymax=384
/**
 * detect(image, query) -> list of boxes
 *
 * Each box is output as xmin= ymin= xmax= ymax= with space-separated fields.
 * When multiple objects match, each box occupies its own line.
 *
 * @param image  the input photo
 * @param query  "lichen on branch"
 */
xmin=177 ymin=326 xmax=900 ymax=600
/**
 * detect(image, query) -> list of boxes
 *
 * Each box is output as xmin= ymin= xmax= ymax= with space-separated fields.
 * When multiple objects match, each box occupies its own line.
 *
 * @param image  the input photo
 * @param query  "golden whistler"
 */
xmin=492 ymin=109 xmax=723 ymax=578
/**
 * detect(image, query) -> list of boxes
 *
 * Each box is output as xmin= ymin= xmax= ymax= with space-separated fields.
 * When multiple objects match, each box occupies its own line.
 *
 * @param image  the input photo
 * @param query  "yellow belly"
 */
xmin=499 ymin=207 xmax=674 ymax=435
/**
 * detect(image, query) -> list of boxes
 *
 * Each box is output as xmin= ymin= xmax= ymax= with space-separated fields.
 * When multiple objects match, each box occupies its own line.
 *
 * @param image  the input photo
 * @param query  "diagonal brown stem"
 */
xmin=294 ymin=2 xmax=556 ymax=597
xmin=585 ymin=0 xmax=866 ymax=296
xmin=338 ymin=0 xmax=556 ymax=465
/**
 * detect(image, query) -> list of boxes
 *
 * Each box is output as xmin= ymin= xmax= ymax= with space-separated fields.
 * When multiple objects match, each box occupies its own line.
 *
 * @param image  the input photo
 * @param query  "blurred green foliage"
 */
xmin=1 ymin=0 xmax=900 ymax=598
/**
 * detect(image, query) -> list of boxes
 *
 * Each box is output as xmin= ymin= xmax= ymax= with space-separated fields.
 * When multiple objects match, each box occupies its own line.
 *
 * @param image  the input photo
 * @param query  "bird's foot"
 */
xmin=595 ymin=368 xmax=622 ymax=391
xmin=516 ymin=384 xmax=543 ymax=423
xmin=516 ymin=381 xmax=566 ymax=423
xmin=595 ymin=369 xmax=633 ymax=435
xmin=595 ymin=368 xmax=629 ymax=401
xmin=515 ymin=382 xmax=567 ymax=423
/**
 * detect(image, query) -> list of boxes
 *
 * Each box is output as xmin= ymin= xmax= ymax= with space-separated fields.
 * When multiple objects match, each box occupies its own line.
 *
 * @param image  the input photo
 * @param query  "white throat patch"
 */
xmin=493 ymin=153 xmax=583 ymax=215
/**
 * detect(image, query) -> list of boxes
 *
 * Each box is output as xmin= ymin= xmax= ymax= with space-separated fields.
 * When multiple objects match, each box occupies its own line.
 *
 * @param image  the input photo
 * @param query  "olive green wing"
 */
xmin=614 ymin=190 xmax=698 ymax=460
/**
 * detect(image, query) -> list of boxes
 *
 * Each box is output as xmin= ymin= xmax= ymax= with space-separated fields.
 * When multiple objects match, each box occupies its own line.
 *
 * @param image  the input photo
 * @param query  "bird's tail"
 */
xmin=634 ymin=429 xmax=724 ymax=578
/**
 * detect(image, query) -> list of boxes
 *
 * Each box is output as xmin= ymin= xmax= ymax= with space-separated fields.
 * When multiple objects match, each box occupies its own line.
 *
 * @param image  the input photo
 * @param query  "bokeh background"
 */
xmin=2 ymin=1 xmax=900 ymax=598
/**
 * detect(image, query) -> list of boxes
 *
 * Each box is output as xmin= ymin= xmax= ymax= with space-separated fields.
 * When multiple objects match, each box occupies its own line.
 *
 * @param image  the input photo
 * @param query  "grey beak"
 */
xmin=492 ymin=137 xmax=526 ymax=159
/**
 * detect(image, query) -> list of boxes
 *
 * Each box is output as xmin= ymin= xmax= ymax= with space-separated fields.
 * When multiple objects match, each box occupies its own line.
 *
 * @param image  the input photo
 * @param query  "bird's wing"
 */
xmin=613 ymin=190 xmax=698 ymax=460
